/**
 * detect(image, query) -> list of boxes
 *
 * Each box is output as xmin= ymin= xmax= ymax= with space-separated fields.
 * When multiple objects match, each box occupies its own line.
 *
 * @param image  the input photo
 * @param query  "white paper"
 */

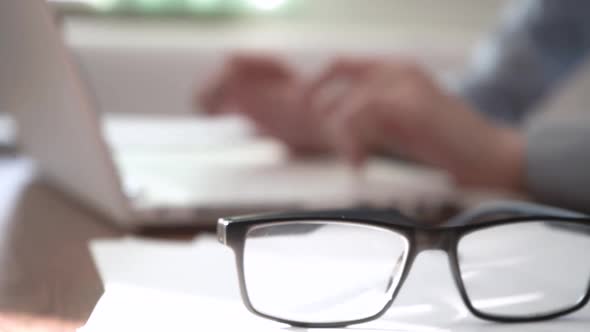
xmin=81 ymin=235 xmax=590 ymax=332
xmin=89 ymin=235 xmax=241 ymax=301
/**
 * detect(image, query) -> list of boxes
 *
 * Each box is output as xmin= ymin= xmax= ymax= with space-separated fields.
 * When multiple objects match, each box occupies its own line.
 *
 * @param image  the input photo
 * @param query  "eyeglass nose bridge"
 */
xmin=413 ymin=229 xmax=455 ymax=253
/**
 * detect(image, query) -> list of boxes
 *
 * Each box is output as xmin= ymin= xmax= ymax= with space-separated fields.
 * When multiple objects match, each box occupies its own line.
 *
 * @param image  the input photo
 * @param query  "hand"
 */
xmin=197 ymin=54 xmax=329 ymax=153
xmin=307 ymin=58 xmax=525 ymax=191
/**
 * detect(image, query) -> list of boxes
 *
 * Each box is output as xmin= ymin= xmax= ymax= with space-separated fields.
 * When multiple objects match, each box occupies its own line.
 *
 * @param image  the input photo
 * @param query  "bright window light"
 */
xmin=134 ymin=0 xmax=168 ymax=10
xmin=244 ymin=0 xmax=287 ymax=11
xmin=49 ymin=0 xmax=118 ymax=10
xmin=50 ymin=0 xmax=292 ymax=13
xmin=186 ymin=0 xmax=220 ymax=10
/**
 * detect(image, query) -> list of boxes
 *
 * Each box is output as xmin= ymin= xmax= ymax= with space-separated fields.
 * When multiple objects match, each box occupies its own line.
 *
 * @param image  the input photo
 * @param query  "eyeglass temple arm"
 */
xmin=447 ymin=200 xmax=587 ymax=226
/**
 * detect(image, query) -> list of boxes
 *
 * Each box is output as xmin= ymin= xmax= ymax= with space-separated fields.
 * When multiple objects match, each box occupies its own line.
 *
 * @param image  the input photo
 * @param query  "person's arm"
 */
xmin=461 ymin=0 xmax=590 ymax=125
xmin=197 ymin=0 xmax=590 ymax=211
xmin=460 ymin=0 xmax=590 ymax=213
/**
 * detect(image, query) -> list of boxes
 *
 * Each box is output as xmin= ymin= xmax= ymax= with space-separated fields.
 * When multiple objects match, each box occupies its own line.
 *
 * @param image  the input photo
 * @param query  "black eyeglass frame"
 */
xmin=218 ymin=208 xmax=590 ymax=328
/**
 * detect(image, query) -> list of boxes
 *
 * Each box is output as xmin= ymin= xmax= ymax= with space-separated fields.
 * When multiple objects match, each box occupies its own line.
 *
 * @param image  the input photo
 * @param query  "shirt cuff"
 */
xmin=525 ymin=115 xmax=590 ymax=213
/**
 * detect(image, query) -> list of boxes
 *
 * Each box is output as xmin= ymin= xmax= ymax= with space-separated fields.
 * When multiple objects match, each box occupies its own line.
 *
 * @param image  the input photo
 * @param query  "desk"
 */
xmin=0 ymin=156 xmax=216 ymax=331
xmin=0 ymin=157 xmax=121 ymax=323
xmin=0 ymin=312 xmax=78 ymax=331
xmin=0 ymin=155 xmax=522 ymax=331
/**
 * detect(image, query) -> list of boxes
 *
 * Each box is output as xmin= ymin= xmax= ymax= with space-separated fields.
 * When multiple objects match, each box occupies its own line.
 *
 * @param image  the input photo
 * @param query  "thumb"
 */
xmin=327 ymin=101 xmax=370 ymax=169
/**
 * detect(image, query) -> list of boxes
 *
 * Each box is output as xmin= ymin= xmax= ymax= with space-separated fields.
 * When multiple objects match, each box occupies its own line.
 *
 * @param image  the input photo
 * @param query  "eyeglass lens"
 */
xmin=244 ymin=221 xmax=409 ymax=323
xmin=457 ymin=220 xmax=590 ymax=318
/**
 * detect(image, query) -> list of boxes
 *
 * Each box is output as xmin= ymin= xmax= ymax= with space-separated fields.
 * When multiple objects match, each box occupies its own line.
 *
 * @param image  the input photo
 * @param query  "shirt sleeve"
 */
xmin=460 ymin=0 xmax=590 ymax=125
xmin=526 ymin=115 xmax=590 ymax=213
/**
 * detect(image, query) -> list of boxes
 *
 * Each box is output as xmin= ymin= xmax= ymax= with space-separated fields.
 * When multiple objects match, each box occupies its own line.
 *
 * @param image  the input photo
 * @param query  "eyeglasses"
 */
xmin=217 ymin=202 xmax=590 ymax=328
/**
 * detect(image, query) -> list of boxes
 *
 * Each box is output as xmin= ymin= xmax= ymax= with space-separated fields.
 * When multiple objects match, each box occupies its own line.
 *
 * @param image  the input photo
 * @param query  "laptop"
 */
xmin=0 ymin=0 xmax=454 ymax=229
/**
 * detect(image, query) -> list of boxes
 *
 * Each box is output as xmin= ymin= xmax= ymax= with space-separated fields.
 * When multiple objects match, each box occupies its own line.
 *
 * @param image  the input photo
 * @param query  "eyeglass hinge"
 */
xmin=217 ymin=218 xmax=230 ymax=245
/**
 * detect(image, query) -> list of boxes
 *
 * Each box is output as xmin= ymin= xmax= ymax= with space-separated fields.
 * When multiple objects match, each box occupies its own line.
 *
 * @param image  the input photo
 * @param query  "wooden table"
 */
xmin=0 ymin=157 xmax=123 ymax=330
xmin=0 ymin=312 xmax=79 ymax=332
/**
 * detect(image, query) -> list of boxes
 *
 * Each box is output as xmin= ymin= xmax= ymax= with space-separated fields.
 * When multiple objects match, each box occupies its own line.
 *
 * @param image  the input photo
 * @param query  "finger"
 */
xmin=324 ymin=60 xmax=436 ymax=167
xmin=326 ymin=87 xmax=374 ymax=168
xmin=308 ymin=61 xmax=380 ymax=121
xmin=196 ymin=62 xmax=236 ymax=115
xmin=228 ymin=53 xmax=294 ymax=81
xmin=308 ymin=57 xmax=376 ymax=96
xmin=196 ymin=53 xmax=296 ymax=115
xmin=305 ymin=57 xmax=377 ymax=114
xmin=327 ymin=79 xmax=407 ymax=167
xmin=367 ymin=59 xmax=433 ymax=92
xmin=239 ymin=86 xmax=296 ymax=125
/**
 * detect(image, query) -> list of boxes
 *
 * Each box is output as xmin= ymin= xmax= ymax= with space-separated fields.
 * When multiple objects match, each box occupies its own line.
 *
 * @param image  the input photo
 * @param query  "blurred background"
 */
xmin=0 ymin=0 xmax=509 ymax=148
xmin=52 ymin=0 xmax=508 ymax=114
